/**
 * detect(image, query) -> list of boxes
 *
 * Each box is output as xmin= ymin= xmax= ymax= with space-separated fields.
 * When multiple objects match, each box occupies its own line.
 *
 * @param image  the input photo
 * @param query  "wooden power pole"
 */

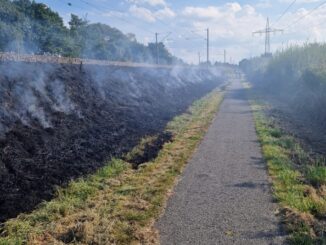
xmin=206 ymin=28 xmax=209 ymax=64
xmin=155 ymin=32 xmax=159 ymax=64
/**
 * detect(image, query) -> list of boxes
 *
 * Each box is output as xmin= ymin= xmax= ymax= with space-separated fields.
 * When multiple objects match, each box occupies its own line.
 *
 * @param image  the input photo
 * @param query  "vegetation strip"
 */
xmin=250 ymin=101 xmax=326 ymax=244
xmin=0 ymin=88 xmax=224 ymax=244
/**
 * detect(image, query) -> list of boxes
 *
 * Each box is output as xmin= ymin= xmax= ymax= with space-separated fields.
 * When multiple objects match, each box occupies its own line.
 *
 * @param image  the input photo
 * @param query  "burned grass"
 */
xmin=123 ymin=132 xmax=173 ymax=169
xmin=0 ymin=62 xmax=224 ymax=222
xmin=0 ymin=88 xmax=224 ymax=244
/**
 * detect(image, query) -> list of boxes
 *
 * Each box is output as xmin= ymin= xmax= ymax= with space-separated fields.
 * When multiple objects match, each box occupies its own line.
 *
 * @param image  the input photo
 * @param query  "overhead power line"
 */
xmin=76 ymin=0 xmax=174 ymax=34
xmin=78 ymin=0 xmax=98 ymax=9
xmin=283 ymin=1 xmax=326 ymax=30
xmin=191 ymin=30 xmax=207 ymax=39
xmin=160 ymin=32 xmax=172 ymax=42
xmin=66 ymin=0 xmax=212 ymax=50
xmin=64 ymin=0 xmax=156 ymax=34
xmin=272 ymin=0 xmax=297 ymax=27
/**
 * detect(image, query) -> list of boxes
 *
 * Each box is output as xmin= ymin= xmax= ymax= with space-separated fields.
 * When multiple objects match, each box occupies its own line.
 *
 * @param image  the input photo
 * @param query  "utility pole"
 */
xmin=154 ymin=32 xmax=172 ymax=65
xmin=198 ymin=52 xmax=201 ymax=64
xmin=224 ymin=49 xmax=226 ymax=64
xmin=265 ymin=18 xmax=270 ymax=54
xmin=155 ymin=32 xmax=159 ymax=64
xmin=206 ymin=28 xmax=209 ymax=64
xmin=253 ymin=17 xmax=283 ymax=56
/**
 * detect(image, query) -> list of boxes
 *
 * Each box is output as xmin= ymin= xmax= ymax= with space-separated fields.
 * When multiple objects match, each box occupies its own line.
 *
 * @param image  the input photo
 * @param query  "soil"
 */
xmin=0 ymin=61 xmax=224 ymax=222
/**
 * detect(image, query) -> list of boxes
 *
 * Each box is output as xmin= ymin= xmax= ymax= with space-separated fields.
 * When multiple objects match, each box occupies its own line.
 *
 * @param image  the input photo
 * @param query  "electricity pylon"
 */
xmin=253 ymin=18 xmax=283 ymax=56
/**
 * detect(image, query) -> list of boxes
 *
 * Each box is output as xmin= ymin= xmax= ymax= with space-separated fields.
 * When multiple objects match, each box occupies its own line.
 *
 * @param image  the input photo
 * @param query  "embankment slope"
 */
xmin=0 ymin=62 xmax=224 ymax=221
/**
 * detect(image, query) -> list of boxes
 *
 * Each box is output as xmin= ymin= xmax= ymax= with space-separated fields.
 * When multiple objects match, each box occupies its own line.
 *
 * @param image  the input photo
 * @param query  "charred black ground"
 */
xmin=0 ymin=61 xmax=224 ymax=222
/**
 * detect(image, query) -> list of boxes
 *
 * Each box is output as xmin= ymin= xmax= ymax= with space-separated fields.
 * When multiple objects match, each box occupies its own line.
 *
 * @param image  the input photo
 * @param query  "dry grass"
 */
xmin=0 ymin=88 xmax=224 ymax=245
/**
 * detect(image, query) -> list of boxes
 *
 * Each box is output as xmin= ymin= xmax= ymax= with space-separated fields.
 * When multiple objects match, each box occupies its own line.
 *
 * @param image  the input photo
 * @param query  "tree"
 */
xmin=0 ymin=0 xmax=180 ymax=63
xmin=126 ymin=33 xmax=136 ymax=42
xmin=148 ymin=42 xmax=175 ymax=64
xmin=69 ymin=14 xmax=87 ymax=34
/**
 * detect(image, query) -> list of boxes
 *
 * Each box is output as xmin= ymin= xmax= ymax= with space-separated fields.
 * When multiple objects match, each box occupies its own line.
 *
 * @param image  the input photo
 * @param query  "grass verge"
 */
xmin=0 ymin=88 xmax=224 ymax=245
xmin=250 ymin=102 xmax=326 ymax=244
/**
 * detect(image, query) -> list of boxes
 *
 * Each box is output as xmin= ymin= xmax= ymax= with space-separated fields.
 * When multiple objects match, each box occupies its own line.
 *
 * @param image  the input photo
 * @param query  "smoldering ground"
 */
xmin=0 ymin=61 xmax=224 ymax=222
xmin=241 ymin=51 xmax=326 ymax=156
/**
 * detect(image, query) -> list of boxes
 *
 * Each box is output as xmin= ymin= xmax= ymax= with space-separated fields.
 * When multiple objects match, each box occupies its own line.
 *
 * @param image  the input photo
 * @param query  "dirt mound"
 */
xmin=0 ymin=61 xmax=224 ymax=222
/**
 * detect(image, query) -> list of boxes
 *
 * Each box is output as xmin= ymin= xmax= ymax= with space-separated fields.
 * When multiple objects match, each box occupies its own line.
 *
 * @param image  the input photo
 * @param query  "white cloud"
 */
xmin=128 ymin=5 xmax=175 ymax=22
xmin=129 ymin=5 xmax=156 ymax=22
xmin=128 ymin=0 xmax=167 ymax=7
xmin=182 ymin=3 xmax=265 ymax=40
xmin=100 ymin=1 xmax=326 ymax=63
xmin=226 ymin=2 xmax=242 ymax=12
xmin=156 ymin=7 xmax=176 ymax=19
xmin=277 ymin=5 xmax=326 ymax=38
xmin=103 ymin=11 xmax=126 ymax=18
xmin=279 ymin=0 xmax=322 ymax=3
xmin=176 ymin=3 xmax=269 ymax=63
xmin=255 ymin=0 xmax=272 ymax=9
xmin=182 ymin=6 xmax=221 ymax=20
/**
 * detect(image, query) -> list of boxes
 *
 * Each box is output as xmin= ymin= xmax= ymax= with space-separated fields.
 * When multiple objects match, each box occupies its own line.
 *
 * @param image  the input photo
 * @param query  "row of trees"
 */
xmin=0 ymin=0 xmax=181 ymax=64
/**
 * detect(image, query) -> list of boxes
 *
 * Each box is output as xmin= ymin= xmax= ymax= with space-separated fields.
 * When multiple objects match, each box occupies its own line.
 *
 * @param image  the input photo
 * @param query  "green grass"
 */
xmin=0 ymin=88 xmax=225 ymax=245
xmin=0 ymin=159 xmax=128 ymax=244
xmin=306 ymin=166 xmax=326 ymax=187
xmin=252 ymin=104 xmax=326 ymax=244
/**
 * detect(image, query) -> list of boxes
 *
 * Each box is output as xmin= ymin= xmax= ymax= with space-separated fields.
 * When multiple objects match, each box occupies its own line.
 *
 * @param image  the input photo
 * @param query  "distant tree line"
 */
xmin=0 ymin=0 xmax=182 ymax=64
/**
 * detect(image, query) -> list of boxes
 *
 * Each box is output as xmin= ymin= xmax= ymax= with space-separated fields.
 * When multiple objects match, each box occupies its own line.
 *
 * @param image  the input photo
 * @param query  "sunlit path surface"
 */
xmin=157 ymin=79 xmax=286 ymax=245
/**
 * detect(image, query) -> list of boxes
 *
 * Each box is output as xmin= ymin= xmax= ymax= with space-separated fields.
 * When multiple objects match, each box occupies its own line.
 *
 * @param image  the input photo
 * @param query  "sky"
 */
xmin=36 ymin=0 xmax=326 ymax=64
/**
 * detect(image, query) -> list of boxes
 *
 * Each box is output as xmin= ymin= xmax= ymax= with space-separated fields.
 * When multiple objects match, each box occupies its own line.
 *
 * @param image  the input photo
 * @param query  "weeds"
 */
xmin=306 ymin=166 xmax=326 ymax=187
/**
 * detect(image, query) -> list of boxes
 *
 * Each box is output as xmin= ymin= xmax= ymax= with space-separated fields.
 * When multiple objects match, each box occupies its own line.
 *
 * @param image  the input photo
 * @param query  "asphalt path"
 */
xmin=156 ymin=79 xmax=286 ymax=245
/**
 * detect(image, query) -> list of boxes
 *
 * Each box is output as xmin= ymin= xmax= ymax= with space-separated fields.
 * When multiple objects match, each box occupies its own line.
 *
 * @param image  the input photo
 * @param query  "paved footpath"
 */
xmin=156 ymin=79 xmax=286 ymax=245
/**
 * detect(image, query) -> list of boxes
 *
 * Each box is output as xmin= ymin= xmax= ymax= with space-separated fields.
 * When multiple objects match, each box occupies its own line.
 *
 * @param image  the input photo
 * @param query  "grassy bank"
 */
xmin=241 ymin=44 xmax=326 ymax=147
xmin=251 ymin=102 xmax=326 ymax=244
xmin=0 ymin=88 xmax=224 ymax=244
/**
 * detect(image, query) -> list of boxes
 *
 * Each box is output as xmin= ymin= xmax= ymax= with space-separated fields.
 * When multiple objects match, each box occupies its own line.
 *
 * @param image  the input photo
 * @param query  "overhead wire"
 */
xmin=160 ymin=32 xmax=172 ymax=42
xmin=70 ymin=0 xmax=183 ymax=57
xmin=76 ymin=0 xmax=176 ymax=35
xmin=190 ymin=29 xmax=207 ymax=39
xmin=64 ymin=0 xmax=209 ymax=47
xmin=271 ymin=0 xmax=297 ymax=27
xmin=282 ymin=1 xmax=326 ymax=30
xmin=146 ymin=5 xmax=179 ymax=33
xmin=60 ymin=0 xmax=219 ymax=58
xmin=62 ymin=0 xmax=156 ymax=34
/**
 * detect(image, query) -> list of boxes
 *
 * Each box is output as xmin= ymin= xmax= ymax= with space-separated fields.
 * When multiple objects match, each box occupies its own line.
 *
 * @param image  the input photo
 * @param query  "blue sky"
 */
xmin=36 ymin=0 xmax=326 ymax=63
